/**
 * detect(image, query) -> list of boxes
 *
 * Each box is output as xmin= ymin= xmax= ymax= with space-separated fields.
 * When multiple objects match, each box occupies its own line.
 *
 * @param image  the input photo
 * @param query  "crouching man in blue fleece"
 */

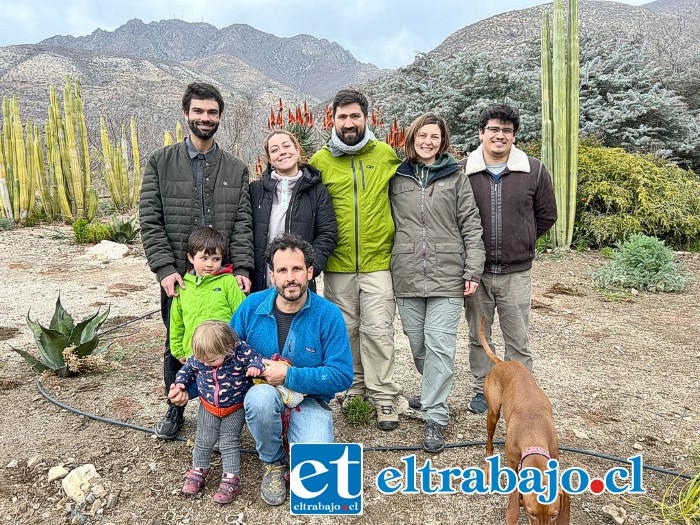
xmin=229 ymin=232 xmax=353 ymax=506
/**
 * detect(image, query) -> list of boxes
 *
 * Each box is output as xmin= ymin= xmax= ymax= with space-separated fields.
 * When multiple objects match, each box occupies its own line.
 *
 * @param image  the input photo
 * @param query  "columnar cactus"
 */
xmin=541 ymin=0 xmax=579 ymax=249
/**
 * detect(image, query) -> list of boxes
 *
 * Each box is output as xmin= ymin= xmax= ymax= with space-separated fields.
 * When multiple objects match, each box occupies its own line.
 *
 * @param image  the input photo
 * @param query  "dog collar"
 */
xmin=518 ymin=447 xmax=551 ymax=471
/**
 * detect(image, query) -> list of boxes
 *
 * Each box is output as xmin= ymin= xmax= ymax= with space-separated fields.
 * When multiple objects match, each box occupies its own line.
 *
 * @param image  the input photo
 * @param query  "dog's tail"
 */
xmin=480 ymin=314 xmax=503 ymax=364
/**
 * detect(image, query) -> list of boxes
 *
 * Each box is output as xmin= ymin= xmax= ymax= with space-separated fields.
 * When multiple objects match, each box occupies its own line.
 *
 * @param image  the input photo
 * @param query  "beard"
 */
xmin=337 ymin=123 xmax=366 ymax=146
xmin=188 ymin=118 xmax=219 ymax=140
xmin=276 ymin=279 xmax=308 ymax=303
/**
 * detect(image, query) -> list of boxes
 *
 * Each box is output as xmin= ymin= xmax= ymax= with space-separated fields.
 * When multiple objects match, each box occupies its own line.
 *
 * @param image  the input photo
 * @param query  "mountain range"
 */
xmin=0 ymin=0 xmax=697 ymax=160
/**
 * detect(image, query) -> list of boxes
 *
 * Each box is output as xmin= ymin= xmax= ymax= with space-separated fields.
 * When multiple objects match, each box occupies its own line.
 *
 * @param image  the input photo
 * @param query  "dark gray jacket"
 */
xmin=390 ymin=154 xmax=484 ymax=297
xmin=139 ymin=140 xmax=253 ymax=282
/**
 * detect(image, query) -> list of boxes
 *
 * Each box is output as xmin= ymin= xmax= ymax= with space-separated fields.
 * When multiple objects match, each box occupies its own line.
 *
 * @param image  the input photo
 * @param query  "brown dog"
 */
xmin=480 ymin=317 xmax=570 ymax=525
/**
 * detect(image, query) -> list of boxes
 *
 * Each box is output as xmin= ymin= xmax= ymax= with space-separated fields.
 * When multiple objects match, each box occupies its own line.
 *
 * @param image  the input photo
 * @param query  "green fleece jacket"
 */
xmin=310 ymin=139 xmax=401 ymax=272
xmin=169 ymin=265 xmax=246 ymax=360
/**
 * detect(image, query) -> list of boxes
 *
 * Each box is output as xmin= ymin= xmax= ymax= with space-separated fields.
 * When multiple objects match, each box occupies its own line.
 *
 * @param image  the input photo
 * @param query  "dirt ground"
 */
xmin=0 ymin=225 xmax=698 ymax=525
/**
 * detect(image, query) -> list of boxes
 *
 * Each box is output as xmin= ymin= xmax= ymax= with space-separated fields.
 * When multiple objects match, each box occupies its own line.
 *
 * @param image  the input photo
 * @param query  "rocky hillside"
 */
xmin=429 ymin=0 xmax=692 ymax=62
xmin=39 ymin=19 xmax=384 ymax=100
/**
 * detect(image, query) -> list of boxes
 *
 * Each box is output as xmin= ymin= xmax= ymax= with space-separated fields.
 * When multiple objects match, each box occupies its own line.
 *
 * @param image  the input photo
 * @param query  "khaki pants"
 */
xmin=464 ymin=270 xmax=533 ymax=394
xmin=323 ymin=270 xmax=402 ymax=404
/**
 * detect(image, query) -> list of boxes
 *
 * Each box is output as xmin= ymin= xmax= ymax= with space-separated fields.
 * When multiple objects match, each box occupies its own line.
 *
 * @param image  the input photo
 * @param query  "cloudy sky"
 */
xmin=3 ymin=0 xmax=651 ymax=69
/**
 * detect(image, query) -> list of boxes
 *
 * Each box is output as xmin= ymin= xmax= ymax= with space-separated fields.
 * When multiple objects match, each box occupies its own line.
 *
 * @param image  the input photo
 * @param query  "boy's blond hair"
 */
xmin=190 ymin=321 xmax=239 ymax=362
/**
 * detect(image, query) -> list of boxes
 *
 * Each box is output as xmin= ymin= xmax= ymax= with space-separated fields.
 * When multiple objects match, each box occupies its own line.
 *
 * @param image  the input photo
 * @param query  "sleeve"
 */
xmin=311 ymin=184 xmax=338 ymax=276
xmin=229 ymin=301 xmax=249 ymax=342
xmin=457 ymin=174 xmax=485 ymax=283
xmin=139 ymin=151 xmax=177 ymax=282
xmin=284 ymin=305 xmax=353 ymax=398
xmin=236 ymin=341 xmax=266 ymax=372
xmin=225 ymin=275 xmax=246 ymax=315
xmin=230 ymin=165 xmax=254 ymax=278
xmin=533 ymin=160 xmax=558 ymax=238
xmin=175 ymin=356 xmax=197 ymax=387
xmin=169 ymin=291 xmax=186 ymax=360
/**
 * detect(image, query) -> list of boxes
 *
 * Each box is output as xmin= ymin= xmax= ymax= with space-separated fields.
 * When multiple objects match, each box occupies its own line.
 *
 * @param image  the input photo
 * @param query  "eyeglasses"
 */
xmin=483 ymin=126 xmax=515 ymax=136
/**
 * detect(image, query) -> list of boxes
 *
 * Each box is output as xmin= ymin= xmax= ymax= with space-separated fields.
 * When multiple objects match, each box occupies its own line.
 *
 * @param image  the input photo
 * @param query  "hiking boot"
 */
xmin=213 ymin=473 xmax=241 ymax=504
xmin=408 ymin=396 xmax=422 ymax=410
xmin=260 ymin=461 xmax=287 ymax=506
xmin=376 ymin=404 xmax=399 ymax=431
xmin=182 ymin=467 xmax=208 ymax=496
xmin=424 ymin=420 xmax=445 ymax=453
xmin=468 ymin=393 xmax=488 ymax=414
xmin=154 ymin=404 xmax=185 ymax=439
xmin=341 ymin=394 xmax=367 ymax=415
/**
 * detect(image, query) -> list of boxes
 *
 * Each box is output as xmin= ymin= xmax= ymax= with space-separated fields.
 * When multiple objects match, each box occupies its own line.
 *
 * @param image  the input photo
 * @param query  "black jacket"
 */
xmin=250 ymin=164 xmax=338 ymax=292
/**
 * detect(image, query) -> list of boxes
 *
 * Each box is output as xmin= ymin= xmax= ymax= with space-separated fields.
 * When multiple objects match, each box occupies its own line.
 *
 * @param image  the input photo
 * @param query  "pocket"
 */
xmin=391 ymin=242 xmax=414 ymax=279
xmin=391 ymin=182 xmax=415 ymax=195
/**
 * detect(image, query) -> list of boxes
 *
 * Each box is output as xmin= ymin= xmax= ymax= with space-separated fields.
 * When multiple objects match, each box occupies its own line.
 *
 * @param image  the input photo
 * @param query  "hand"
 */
xmin=464 ymin=280 xmax=479 ymax=296
xmin=167 ymin=383 xmax=189 ymax=406
xmin=246 ymin=366 xmax=263 ymax=377
xmin=161 ymin=273 xmax=185 ymax=297
xmin=261 ymin=360 xmax=288 ymax=386
xmin=236 ymin=275 xmax=251 ymax=294
xmin=179 ymin=357 xmax=187 ymax=364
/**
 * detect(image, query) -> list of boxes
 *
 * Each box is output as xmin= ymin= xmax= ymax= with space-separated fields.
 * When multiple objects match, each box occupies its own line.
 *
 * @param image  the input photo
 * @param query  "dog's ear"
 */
xmin=505 ymin=492 xmax=521 ymax=525
xmin=556 ymin=490 xmax=571 ymax=524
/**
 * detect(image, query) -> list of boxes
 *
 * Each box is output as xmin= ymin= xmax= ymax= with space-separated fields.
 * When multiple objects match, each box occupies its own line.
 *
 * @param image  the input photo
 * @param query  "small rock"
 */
xmin=683 ymin=416 xmax=692 ymax=422
xmin=89 ymin=498 xmax=102 ymax=516
xmin=86 ymin=493 xmax=95 ymax=504
xmin=6 ymin=460 xmax=18 ymax=468
xmin=48 ymin=465 xmax=70 ymax=482
xmin=62 ymin=464 xmax=100 ymax=504
xmin=106 ymin=490 xmax=120 ymax=509
xmin=602 ymin=503 xmax=627 ymax=524
xmin=27 ymin=455 xmax=42 ymax=468
xmin=573 ymin=429 xmax=589 ymax=440
xmin=82 ymin=241 xmax=129 ymax=262
xmin=92 ymin=485 xmax=107 ymax=498
xmin=664 ymin=438 xmax=671 ymax=444
xmin=633 ymin=443 xmax=644 ymax=451
xmin=148 ymin=463 xmax=156 ymax=472
xmin=630 ymin=288 xmax=638 ymax=296
xmin=457 ymin=433 xmax=464 ymax=440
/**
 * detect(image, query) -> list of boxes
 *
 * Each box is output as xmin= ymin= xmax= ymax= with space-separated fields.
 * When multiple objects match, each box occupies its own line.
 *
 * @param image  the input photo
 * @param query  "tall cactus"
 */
xmin=541 ymin=0 xmax=579 ymax=249
xmin=99 ymin=115 xmax=142 ymax=212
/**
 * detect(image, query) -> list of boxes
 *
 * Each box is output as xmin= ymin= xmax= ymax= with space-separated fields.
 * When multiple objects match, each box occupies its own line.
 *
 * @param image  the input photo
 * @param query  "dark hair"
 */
xmin=182 ymin=82 xmax=225 ymax=114
xmin=265 ymin=233 xmax=315 ymax=271
xmin=404 ymin=113 xmax=451 ymax=163
xmin=188 ymin=227 xmax=227 ymax=257
xmin=478 ymin=104 xmax=520 ymax=133
xmin=332 ymin=89 xmax=369 ymax=118
xmin=263 ymin=129 xmax=304 ymax=172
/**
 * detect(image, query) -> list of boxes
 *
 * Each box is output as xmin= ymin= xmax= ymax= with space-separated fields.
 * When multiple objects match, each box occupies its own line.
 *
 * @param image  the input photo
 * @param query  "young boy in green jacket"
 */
xmin=156 ymin=227 xmax=246 ymax=439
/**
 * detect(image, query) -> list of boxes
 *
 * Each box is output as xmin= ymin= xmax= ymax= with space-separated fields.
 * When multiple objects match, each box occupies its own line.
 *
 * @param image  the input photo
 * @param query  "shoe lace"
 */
xmin=379 ymin=405 xmax=395 ymax=415
xmin=426 ymin=421 xmax=442 ymax=441
xmin=265 ymin=463 xmax=285 ymax=491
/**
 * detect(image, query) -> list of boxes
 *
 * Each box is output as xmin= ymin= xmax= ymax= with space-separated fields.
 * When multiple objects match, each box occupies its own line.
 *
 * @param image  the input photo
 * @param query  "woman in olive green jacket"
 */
xmin=390 ymin=113 xmax=484 ymax=453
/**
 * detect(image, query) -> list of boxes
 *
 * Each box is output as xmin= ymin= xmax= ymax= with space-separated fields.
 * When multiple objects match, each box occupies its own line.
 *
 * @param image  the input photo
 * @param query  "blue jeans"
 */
xmin=244 ymin=383 xmax=334 ymax=464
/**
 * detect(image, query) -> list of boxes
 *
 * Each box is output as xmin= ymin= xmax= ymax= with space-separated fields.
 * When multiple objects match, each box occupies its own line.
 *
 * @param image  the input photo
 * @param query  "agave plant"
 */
xmin=11 ymin=295 xmax=110 ymax=377
xmin=110 ymin=216 xmax=140 ymax=244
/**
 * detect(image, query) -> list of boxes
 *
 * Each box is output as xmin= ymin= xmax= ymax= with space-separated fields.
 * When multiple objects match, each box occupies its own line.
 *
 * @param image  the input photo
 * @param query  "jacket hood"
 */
xmin=396 ymin=153 xmax=460 ymax=182
xmin=463 ymin=145 xmax=530 ymax=175
xmin=185 ymin=263 xmax=233 ymax=281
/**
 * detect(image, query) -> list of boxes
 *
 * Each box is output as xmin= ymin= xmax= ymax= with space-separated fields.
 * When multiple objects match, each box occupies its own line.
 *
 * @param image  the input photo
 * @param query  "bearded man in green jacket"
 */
xmin=139 ymin=82 xmax=253 ymax=439
xmin=310 ymin=89 xmax=403 ymax=431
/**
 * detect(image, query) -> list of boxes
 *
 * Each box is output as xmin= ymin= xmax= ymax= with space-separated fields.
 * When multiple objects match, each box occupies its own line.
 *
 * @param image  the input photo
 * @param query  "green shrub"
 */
xmin=0 ymin=217 xmax=13 ymax=231
xmin=577 ymin=145 xmax=700 ymax=249
xmin=343 ymin=396 xmax=374 ymax=425
xmin=73 ymin=218 xmax=112 ymax=244
xmin=591 ymin=234 xmax=690 ymax=292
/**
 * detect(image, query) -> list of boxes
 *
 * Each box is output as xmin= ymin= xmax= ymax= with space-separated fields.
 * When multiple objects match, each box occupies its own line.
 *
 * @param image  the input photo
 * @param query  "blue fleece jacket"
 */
xmin=229 ymin=288 xmax=352 ymax=402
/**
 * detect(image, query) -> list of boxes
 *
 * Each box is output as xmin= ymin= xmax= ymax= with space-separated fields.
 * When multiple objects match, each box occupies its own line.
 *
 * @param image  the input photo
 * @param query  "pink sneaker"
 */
xmin=182 ymin=467 xmax=208 ymax=495
xmin=213 ymin=473 xmax=241 ymax=504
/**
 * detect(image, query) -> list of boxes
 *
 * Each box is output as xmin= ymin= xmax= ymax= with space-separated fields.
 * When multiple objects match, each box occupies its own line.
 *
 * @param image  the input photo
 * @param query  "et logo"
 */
xmin=289 ymin=443 xmax=363 ymax=515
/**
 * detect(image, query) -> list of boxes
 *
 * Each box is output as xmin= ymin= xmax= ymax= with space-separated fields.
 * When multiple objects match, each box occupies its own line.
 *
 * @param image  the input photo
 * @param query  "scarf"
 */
xmin=328 ymin=127 xmax=375 ymax=157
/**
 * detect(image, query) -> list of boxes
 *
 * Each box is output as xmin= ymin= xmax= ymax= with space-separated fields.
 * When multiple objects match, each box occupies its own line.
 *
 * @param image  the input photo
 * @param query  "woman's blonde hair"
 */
xmin=403 ymin=113 xmax=451 ymax=164
xmin=263 ymin=129 xmax=304 ymax=173
xmin=191 ymin=321 xmax=239 ymax=362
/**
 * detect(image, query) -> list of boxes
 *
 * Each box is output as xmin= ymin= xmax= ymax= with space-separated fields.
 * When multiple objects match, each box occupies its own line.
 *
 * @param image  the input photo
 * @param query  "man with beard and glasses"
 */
xmin=229 ymin=233 xmax=352 ymax=506
xmin=310 ymin=89 xmax=403 ymax=431
xmin=140 ymin=82 xmax=253 ymax=439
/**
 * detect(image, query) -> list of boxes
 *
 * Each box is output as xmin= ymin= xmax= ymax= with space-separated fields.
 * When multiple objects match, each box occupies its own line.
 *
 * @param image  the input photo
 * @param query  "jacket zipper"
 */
xmin=492 ymin=178 xmax=501 ymax=272
xmin=212 ymin=366 xmax=220 ymax=407
xmin=351 ymin=156 xmax=360 ymax=273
